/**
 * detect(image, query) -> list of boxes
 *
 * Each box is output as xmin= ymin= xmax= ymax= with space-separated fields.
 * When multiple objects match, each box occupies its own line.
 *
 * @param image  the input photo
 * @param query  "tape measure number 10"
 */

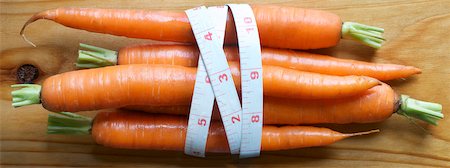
xmin=184 ymin=4 xmax=263 ymax=158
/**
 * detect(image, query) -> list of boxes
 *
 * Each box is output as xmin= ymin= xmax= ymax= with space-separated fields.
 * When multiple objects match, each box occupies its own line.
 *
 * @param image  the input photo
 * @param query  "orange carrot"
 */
xmin=11 ymin=64 xmax=380 ymax=112
xmin=47 ymin=111 xmax=379 ymax=152
xmin=123 ymin=83 xmax=444 ymax=125
xmin=21 ymin=5 xmax=385 ymax=49
xmin=78 ymin=43 xmax=421 ymax=81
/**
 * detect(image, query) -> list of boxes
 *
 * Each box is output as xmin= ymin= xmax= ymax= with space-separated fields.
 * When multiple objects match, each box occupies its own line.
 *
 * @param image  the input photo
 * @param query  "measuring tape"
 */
xmin=184 ymin=4 xmax=263 ymax=158
xmin=228 ymin=4 xmax=263 ymax=158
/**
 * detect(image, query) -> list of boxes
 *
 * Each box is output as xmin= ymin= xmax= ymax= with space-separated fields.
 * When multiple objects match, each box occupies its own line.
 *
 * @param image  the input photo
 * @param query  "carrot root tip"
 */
xmin=346 ymin=129 xmax=380 ymax=137
xmin=47 ymin=112 xmax=93 ymax=135
xmin=76 ymin=43 xmax=118 ymax=69
xmin=341 ymin=22 xmax=385 ymax=49
xmin=20 ymin=12 xmax=44 ymax=47
xmin=397 ymin=95 xmax=444 ymax=125
xmin=11 ymin=84 xmax=42 ymax=108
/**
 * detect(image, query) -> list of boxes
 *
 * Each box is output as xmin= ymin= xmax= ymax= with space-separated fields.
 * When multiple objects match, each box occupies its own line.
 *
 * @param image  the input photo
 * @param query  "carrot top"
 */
xmin=47 ymin=112 xmax=92 ymax=134
xmin=341 ymin=22 xmax=385 ymax=49
xmin=11 ymin=84 xmax=41 ymax=107
xmin=397 ymin=95 xmax=443 ymax=126
xmin=76 ymin=43 xmax=118 ymax=68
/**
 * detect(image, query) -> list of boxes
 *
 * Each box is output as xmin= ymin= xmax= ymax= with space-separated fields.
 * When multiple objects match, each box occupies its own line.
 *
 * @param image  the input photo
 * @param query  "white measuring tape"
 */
xmin=184 ymin=4 xmax=263 ymax=158
xmin=228 ymin=4 xmax=263 ymax=158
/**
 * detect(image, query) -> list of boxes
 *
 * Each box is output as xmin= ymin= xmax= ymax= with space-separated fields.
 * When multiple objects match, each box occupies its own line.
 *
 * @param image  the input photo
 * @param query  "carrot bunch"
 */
xmin=12 ymin=4 xmax=444 ymax=154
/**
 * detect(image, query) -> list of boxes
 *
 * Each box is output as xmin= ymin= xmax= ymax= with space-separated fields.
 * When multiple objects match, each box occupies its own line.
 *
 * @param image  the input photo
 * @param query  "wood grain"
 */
xmin=1 ymin=0 xmax=449 ymax=167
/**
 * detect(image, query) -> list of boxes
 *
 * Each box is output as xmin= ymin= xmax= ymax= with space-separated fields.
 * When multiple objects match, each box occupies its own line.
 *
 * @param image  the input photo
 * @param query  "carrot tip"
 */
xmin=346 ymin=129 xmax=380 ymax=137
xmin=21 ymin=33 xmax=37 ymax=47
xmin=11 ymin=84 xmax=42 ymax=107
xmin=414 ymin=67 xmax=422 ymax=74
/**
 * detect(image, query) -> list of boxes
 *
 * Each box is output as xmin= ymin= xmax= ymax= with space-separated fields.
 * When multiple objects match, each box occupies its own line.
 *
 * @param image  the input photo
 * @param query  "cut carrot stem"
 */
xmin=47 ymin=112 xmax=92 ymax=134
xmin=11 ymin=84 xmax=41 ymax=107
xmin=397 ymin=95 xmax=443 ymax=126
xmin=76 ymin=43 xmax=117 ymax=68
xmin=341 ymin=22 xmax=385 ymax=49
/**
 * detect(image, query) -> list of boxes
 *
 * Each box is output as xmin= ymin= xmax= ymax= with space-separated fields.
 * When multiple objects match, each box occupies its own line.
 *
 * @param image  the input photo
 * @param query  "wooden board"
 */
xmin=1 ymin=0 xmax=449 ymax=167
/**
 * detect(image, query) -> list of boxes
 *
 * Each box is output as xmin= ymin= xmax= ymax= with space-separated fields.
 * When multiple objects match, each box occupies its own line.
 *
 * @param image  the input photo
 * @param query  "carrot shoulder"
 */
xmin=21 ymin=5 xmax=385 ymax=49
xmin=47 ymin=111 xmax=379 ymax=152
xmin=77 ymin=43 xmax=421 ymax=81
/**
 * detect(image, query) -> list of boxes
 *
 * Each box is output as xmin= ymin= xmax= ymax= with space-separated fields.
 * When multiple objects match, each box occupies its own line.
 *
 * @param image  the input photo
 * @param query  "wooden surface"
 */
xmin=1 ymin=0 xmax=449 ymax=167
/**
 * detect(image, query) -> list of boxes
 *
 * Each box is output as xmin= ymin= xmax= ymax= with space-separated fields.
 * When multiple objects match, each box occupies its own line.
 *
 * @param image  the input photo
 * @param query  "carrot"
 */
xmin=47 ymin=111 xmax=379 ymax=152
xmin=77 ymin=43 xmax=421 ymax=81
xmin=124 ymin=83 xmax=444 ymax=125
xmin=10 ymin=63 xmax=380 ymax=111
xmin=21 ymin=5 xmax=385 ymax=49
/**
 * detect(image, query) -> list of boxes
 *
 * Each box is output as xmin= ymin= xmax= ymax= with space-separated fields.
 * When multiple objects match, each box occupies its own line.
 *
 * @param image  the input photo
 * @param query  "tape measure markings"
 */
xmin=228 ymin=4 xmax=264 ymax=158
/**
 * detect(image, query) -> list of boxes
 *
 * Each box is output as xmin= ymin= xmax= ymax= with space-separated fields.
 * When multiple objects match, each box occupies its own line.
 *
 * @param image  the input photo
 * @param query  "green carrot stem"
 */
xmin=341 ymin=22 xmax=385 ymax=49
xmin=47 ymin=112 xmax=93 ymax=135
xmin=76 ymin=43 xmax=118 ymax=69
xmin=11 ymin=84 xmax=41 ymax=107
xmin=397 ymin=95 xmax=444 ymax=125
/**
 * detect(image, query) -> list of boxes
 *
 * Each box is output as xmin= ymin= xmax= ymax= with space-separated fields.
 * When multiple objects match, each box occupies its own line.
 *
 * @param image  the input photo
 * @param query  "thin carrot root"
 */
xmin=77 ymin=43 xmax=118 ymax=68
xmin=11 ymin=84 xmax=41 ymax=107
xmin=397 ymin=95 xmax=444 ymax=125
xmin=344 ymin=129 xmax=380 ymax=137
xmin=341 ymin=22 xmax=385 ymax=49
xmin=20 ymin=10 xmax=55 ymax=47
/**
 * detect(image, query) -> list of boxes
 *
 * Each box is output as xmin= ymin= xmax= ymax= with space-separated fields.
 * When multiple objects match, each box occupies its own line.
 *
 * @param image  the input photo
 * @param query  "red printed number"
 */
xmin=251 ymin=115 xmax=260 ymax=123
xmin=231 ymin=115 xmax=241 ymax=124
xmin=246 ymin=27 xmax=254 ymax=33
xmin=198 ymin=118 xmax=207 ymax=126
xmin=250 ymin=71 xmax=259 ymax=80
xmin=204 ymin=32 xmax=213 ymax=41
xmin=244 ymin=17 xmax=252 ymax=24
xmin=205 ymin=76 xmax=210 ymax=83
xmin=219 ymin=74 xmax=228 ymax=83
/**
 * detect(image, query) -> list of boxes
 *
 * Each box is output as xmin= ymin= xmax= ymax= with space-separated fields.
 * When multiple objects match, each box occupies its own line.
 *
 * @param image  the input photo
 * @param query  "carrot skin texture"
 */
xmin=25 ymin=5 xmax=341 ymax=50
xmin=125 ymin=83 xmax=398 ymax=124
xmin=117 ymin=45 xmax=421 ymax=81
xmin=40 ymin=64 xmax=378 ymax=112
xmin=92 ymin=111 xmax=349 ymax=152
